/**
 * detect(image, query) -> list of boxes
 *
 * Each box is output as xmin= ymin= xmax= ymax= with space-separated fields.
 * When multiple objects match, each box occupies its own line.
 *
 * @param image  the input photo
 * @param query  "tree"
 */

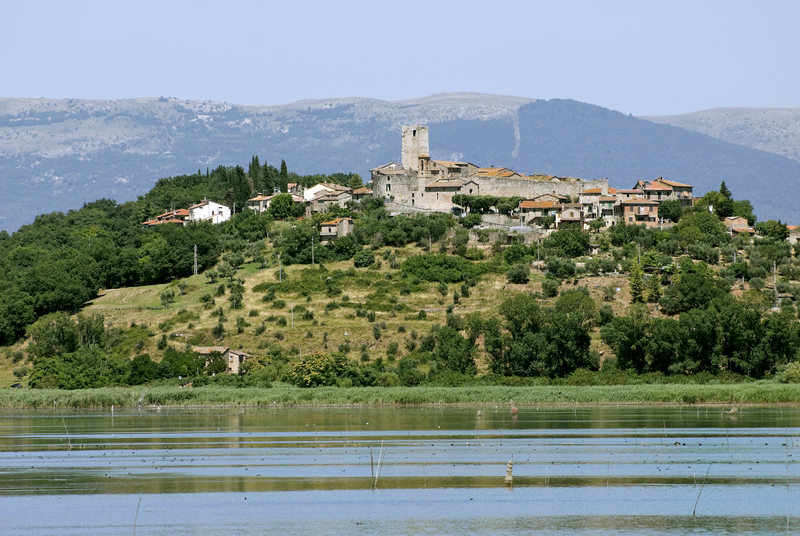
xmin=267 ymin=193 xmax=294 ymax=220
xmin=353 ymin=250 xmax=375 ymax=268
xmin=204 ymin=270 xmax=218 ymax=284
xmin=542 ymin=229 xmax=590 ymax=258
xmin=506 ymin=263 xmax=530 ymax=284
xmin=646 ymin=275 xmax=662 ymax=303
xmin=629 ymin=259 xmax=645 ymax=304
xmin=278 ymin=160 xmax=289 ymax=192
xmin=160 ymin=289 xmax=176 ymax=309
xmin=755 ymin=220 xmax=789 ymax=240
xmin=601 ymin=304 xmax=650 ymax=373
xmin=347 ymin=174 xmax=364 ymax=190
xmin=658 ymin=199 xmax=683 ymax=223
xmin=462 ymin=213 xmax=482 ymax=229
xmin=434 ymin=326 xmax=475 ymax=374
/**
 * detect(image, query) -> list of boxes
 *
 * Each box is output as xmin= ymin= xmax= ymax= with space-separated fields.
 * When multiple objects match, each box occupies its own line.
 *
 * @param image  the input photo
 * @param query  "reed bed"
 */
xmin=2 ymin=383 xmax=800 ymax=409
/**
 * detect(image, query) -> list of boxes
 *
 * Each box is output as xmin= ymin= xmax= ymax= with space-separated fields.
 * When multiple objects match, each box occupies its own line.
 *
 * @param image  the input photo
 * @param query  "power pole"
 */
xmin=312 ymin=236 xmax=315 ymax=266
xmin=279 ymin=254 xmax=282 ymax=283
xmin=774 ymin=260 xmax=778 ymax=305
xmin=193 ymin=244 xmax=198 ymax=276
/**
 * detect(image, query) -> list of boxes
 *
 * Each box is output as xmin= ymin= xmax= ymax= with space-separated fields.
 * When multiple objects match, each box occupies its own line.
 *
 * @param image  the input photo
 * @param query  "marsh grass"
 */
xmin=2 ymin=383 xmax=800 ymax=409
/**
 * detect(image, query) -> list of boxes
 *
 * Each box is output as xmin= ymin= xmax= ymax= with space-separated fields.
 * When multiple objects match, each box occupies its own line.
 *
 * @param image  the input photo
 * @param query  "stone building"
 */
xmin=370 ymin=125 xmax=608 ymax=213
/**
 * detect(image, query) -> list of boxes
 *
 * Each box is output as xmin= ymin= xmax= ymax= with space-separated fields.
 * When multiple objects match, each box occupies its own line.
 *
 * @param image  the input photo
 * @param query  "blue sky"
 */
xmin=2 ymin=0 xmax=799 ymax=115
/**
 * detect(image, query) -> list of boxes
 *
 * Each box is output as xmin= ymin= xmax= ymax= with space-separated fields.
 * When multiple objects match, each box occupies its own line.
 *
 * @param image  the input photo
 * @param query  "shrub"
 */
xmin=276 ymin=316 xmax=288 ymax=326
xmin=372 ymin=323 xmax=382 ymax=340
xmin=506 ymin=263 xmax=530 ymax=284
xmin=272 ymin=299 xmax=286 ymax=309
xmin=354 ymin=250 xmax=375 ymax=268
xmin=338 ymin=342 xmax=351 ymax=354
xmin=418 ymin=309 xmax=427 ymax=320
xmin=248 ymin=309 xmax=259 ymax=317
xmin=274 ymin=331 xmax=284 ymax=341
xmin=542 ymin=279 xmax=560 ymax=298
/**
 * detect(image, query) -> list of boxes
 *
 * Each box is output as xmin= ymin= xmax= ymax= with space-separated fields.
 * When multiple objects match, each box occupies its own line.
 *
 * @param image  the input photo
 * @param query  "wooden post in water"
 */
xmin=504 ymin=458 xmax=513 ymax=487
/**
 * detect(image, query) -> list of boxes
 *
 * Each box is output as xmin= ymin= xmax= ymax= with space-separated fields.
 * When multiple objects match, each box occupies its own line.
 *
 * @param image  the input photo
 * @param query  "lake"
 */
xmin=0 ymin=405 xmax=798 ymax=535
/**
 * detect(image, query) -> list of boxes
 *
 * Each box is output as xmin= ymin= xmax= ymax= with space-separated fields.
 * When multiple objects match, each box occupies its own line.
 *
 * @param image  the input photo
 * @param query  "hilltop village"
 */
xmin=3 ymin=123 xmax=800 ymax=394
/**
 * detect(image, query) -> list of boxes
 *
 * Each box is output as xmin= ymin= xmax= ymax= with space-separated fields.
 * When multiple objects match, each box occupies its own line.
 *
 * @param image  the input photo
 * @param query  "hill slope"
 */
xmin=2 ymin=94 xmax=799 ymax=231
xmin=641 ymin=107 xmax=800 ymax=163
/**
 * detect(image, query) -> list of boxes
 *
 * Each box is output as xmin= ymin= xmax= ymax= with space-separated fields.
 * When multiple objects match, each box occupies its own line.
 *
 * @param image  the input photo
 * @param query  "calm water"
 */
xmin=0 ymin=405 xmax=799 ymax=535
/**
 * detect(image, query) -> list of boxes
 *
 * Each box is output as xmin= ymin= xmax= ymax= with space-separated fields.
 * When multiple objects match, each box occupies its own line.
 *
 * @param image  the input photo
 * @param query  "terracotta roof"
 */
xmin=352 ymin=187 xmax=371 ymax=195
xmin=620 ymin=199 xmax=660 ymax=205
xmin=519 ymin=200 xmax=556 ymax=209
xmin=248 ymin=194 xmax=273 ymax=202
xmin=432 ymin=160 xmax=467 ymax=167
xmin=788 ymin=225 xmax=799 ymax=231
xmin=580 ymin=188 xmax=603 ymax=195
xmin=229 ymin=350 xmax=251 ymax=357
xmin=616 ymin=189 xmax=642 ymax=194
xmin=608 ymin=187 xmax=618 ymax=194
xmin=598 ymin=196 xmax=617 ymax=202
xmin=321 ymin=217 xmax=353 ymax=226
xmin=637 ymin=180 xmax=672 ymax=191
xmin=657 ymin=178 xmax=693 ymax=188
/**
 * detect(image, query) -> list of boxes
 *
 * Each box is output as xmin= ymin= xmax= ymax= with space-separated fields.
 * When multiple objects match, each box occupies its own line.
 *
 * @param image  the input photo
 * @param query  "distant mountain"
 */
xmin=641 ymin=107 xmax=800 ymax=163
xmin=1 ymin=93 xmax=798 ymax=231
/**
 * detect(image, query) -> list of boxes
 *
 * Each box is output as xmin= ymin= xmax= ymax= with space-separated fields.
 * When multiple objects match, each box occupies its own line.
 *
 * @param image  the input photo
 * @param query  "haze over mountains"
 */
xmin=1 ymin=93 xmax=798 ymax=232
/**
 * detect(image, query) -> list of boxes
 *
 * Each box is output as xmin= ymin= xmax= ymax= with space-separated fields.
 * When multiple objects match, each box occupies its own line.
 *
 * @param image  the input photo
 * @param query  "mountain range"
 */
xmin=1 ymin=93 xmax=798 ymax=232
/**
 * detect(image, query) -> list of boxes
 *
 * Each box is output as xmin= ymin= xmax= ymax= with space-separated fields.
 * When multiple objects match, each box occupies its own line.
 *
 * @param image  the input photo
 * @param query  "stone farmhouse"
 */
xmin=369 ymin=125 xmax=608 ymax=213
xmin=192 ymin=346 xmax=252 ymax=374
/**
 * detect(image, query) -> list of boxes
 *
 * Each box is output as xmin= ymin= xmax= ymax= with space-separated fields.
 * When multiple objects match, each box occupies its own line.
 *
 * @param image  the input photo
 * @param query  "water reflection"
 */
xmin=0 ymin=406 xmax=798 ymax=535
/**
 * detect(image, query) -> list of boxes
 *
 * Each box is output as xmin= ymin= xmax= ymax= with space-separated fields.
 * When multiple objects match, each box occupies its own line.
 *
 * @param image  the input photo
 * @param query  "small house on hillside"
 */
xmin=192 ymin=346 xmax=251 ymax=374
xmin=351 ymin=187 xmax=372 ymax=202
xmin=320 ymin=217 xmax=355 ymax=243
xmin=141 ymin=209 xmax=191 ymax=227
xmin=616 ymin=198 xmax=659 ymax=226
xmin=189 ymin=200 xmax=230 ymax=224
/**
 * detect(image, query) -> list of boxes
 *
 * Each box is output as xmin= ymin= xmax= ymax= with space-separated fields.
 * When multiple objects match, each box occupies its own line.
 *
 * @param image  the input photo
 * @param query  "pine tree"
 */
xmin=629 ymin=259 xmax=645 ymax=304
xmin=719 ymin=181 xmax=732 ymax=200
xmin=646 ymin=274 xmax=661 ymax=303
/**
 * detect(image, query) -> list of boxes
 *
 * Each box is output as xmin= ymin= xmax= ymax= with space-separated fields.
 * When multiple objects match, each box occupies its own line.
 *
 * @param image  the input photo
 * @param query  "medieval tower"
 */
xmin=401 ymin=125 xmax=429 ymax=171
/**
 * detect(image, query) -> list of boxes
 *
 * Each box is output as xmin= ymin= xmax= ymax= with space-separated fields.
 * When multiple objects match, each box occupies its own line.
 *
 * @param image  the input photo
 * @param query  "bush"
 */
xmin=272 ymin=299 xmax=286 ymax=309
xmin=354 ymin=250 xmax=375 ymax=268
xmin=542 ymin=279 xmax=560 ymax=298
xmin=418 ymin=309 xmax=427 ymax=319
xmin=598 ymin=304 xmax=614 ymax=326
xmin=248 ymin=309 xmax=259 ymax=317
xmin=506 ymin=263 xmax=530 ymax=284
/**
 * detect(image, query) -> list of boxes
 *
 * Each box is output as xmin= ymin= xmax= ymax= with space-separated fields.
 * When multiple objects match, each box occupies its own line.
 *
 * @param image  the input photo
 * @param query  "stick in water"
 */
xmin=693 ymin=464 xmax=712 ymax=517
xmin=60 ymin=415 xmax=72 ymax=450
xmin=132 ymin=497 xmax=142 ymax=536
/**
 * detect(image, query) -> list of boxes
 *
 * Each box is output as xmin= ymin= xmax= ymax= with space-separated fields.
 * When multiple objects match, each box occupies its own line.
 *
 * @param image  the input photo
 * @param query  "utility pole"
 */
xmin=312 ymin=236 xmax=315 ymax=266
xmin=193 ymin=244 xmax=198 ymax=276
xmin=278 ymin=254 xmax=282 ymax=283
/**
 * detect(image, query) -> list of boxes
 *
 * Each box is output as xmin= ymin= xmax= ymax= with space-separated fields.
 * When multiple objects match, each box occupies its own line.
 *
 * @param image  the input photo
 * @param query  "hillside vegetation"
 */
xmin=2 ymin=163 xmax=800 ymax=398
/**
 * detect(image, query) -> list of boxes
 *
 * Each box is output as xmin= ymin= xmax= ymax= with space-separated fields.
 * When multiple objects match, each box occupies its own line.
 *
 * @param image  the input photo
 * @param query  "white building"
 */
xmin=189 ymin=200 xmax=231 ymax=224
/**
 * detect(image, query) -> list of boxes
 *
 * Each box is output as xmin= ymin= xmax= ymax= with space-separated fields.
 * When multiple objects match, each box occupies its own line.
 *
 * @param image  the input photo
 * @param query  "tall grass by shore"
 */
xmin=2 ymin=383 xmax=800 ymax=409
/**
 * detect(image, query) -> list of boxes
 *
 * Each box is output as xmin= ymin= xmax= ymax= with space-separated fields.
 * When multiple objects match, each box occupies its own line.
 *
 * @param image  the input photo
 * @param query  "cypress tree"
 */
xmin=629 ymin=259 xmax=645 ymax=304
xmin=646 ymin=274 xmax=661 ymax=303
xmin=279 ymin=160 xmax=289 ymax=192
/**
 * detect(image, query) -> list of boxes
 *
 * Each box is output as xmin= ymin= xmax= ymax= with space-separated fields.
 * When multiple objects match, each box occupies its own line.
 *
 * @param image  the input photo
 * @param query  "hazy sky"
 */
xmin=2 ymin=0 xmax=798 ymax=116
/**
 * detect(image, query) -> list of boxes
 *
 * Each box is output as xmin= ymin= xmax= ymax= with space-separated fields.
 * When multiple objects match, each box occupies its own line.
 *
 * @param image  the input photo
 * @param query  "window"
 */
xmin=412 ymin=129 xmax=416 ymax=137
xmin=386 ymin=184 xmax=391 ymax=192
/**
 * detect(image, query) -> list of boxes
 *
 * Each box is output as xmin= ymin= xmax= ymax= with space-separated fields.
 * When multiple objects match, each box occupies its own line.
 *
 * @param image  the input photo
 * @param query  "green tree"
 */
xmin=267 ymin=193 xmax=295 ymax=220
xmin=646 ymin=275 xmax=662 ymax=303
xmin=629 ymin=259 xmax=645 ymax=304
xmin=506 ymin=263 xmax=530 ymax=284
xmin=658 ymin=199 xmax=683 ymax=223
xmin=160 ymin=289 xmax=176 ymax=309
xmin=434 ymin=326 xmax=475 ymax=373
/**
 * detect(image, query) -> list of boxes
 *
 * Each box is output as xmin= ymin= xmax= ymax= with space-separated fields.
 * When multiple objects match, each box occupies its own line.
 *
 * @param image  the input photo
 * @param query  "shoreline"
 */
xmin=2 ymin=383 xmax=800 ymax=409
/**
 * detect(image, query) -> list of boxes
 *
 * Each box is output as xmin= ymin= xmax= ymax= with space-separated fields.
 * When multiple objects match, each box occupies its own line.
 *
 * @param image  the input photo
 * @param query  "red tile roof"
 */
xmin=620 ymin=199 xmax=660 ymax=205
xmin=657 ymin=178 xmax=693 ymax=188
xmin=519 ymin=200 xmax=556 ymax=209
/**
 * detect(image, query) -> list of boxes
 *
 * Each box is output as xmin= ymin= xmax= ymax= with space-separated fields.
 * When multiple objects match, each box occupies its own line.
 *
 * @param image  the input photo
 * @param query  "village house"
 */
xmin=351 ymin=187 xmax=372 ymax=202
xmin=141 ymin=208 xmax=191 ymax=227
xmin=616 ymin=198 xmax=660 ymax=226
xmin=246 ymin=193 xmax=305 ymax=214
xmin=189 ymin=199 xmax=231 ymax=224
xmin=307 ymin=189 xmax=352 ymax=214
xmin=320 ymin=217 xmax=355 ymax=243
xmin=518 ymin=200 xmax=557 ymax=225
xmin=788 ymin=225 xmax=800 ymax=245
xmin=192 ymin=346 xmax=252 ymax=374
xmin=556 ymin=203 xmax=584 ymax=230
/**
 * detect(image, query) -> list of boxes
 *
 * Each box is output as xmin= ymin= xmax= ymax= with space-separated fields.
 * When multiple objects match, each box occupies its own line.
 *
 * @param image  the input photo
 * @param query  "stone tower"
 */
xmin=401 ymin=125 xmax=429 ymax=171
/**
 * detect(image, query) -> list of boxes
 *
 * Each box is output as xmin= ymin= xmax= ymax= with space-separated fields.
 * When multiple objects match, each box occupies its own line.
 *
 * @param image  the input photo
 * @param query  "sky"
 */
xmin=1 ymin=0 xmax=799 ymax=116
